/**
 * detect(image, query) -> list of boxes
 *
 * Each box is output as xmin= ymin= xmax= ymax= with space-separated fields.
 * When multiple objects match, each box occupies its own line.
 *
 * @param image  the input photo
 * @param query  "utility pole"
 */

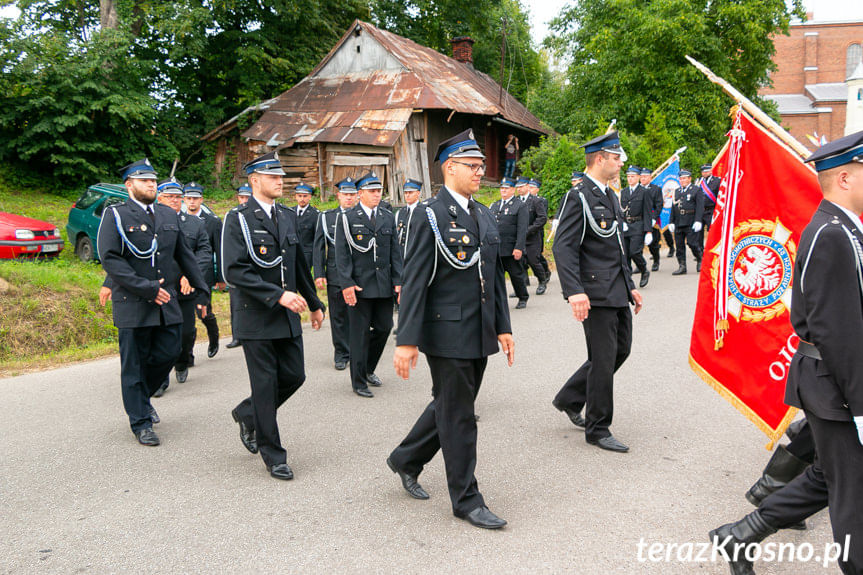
xmin=498 ymin=17 xmax=507 ymax=106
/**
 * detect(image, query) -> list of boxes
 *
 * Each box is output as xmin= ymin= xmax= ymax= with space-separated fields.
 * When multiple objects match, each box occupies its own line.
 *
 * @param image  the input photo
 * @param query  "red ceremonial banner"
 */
xmin=689 ymin=111 xmax=822 ymax=447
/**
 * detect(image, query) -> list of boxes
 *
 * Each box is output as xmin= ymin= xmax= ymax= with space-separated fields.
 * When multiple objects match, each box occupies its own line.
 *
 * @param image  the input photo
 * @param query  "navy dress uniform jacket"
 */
xmin=670 ymin=184 xmax=704 ymax=228
xmin=313 ymin=209 xmax=343 ymax=286
xmin=199 ymin=209 xmax=223 ymax=285
xmin=396 ymin=205 xmax=420 ymax=253
xmin=221 ymin=197 xmax=323 ymax=340
xmin=489 ymin=197 xmax=528 ymax=255
xmin=396 ymin=187 xmax=512 ymax=359
xmin=786 ymin=200 xmax=863 ymax=421
xmin=552 ymin=179 xmax=636 ymax=308
xmin=293 ymin=205 xmax=319 ymax=268
xmin=98 ymin=200 xmax=209 ymax=329
xmin=334 ymin=204 xmax=403 ymax=299
xmin=620 ymin=184 xmax=653 ymax=237
xmin=175 ymin=212 xmax=212 ymax=299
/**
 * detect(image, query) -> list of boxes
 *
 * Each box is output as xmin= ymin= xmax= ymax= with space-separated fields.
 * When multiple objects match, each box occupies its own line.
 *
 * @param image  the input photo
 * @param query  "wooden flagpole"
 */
xmin=685 ymin=55 xmax=812 ymax=160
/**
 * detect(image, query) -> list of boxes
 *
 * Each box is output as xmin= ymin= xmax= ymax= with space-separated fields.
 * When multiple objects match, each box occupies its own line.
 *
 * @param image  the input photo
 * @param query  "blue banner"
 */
xmin=652 ymin=159 xmax=680 ymax=230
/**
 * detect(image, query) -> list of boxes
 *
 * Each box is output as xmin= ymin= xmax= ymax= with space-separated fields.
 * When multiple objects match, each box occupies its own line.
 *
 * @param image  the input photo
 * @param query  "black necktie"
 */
xmin=468 ymin=199 xmax=479 ymax=229
xmin=145 ymin=205 xmax=155 ymax=224
xmin=271 ymin=208 xmax=279 ymax=237
xmin=370 ymin=209 xmax=376 ymax=229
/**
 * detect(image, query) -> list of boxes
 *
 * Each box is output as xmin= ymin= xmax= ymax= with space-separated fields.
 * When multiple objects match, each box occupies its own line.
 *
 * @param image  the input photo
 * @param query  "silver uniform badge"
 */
xmin=448 ymin=205 xmax=458 ymax=217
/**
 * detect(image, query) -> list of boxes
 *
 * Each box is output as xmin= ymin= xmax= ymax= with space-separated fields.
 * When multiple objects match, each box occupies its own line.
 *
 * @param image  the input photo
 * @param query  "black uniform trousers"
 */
xmin=624 ymin=234 xmax=648 ymax=274
xmin=196 ymin=292 xmax=219 ymax=348
xmin=523 ymin=238 xmax=548 ymax=282
xmin=554 ymin=306 xmax=632 ymax=441
xmin=389 ymin=355 xmax=488 ymax=517
xmin=675 ymin=225 xmax=703 ymax=267
xmin=759 ymin=460 xmax=827 ymax=529
xmin=501 ymin=255 xmax=528 ymax=300
xmin=804 ymin=410 xmax=863 ymax=574
xmin=233 ymin=336 xmax=305 ymax=467
xmin=175 ymin=298 xmax=197 ymax=372
xmin=327 ymin=283 xmax=350 ymax=363
xmin=118 ymin=324 xmax=182 ymax=432
xmin=647 ymin=224 xmax=668 ymax=263
xmin=347 ymin=297 xmax=393 ymax=390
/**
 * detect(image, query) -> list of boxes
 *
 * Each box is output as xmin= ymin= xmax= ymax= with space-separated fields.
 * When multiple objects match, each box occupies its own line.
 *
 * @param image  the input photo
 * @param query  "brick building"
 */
xmin=759 ymin=17 xmax=863 ymax=148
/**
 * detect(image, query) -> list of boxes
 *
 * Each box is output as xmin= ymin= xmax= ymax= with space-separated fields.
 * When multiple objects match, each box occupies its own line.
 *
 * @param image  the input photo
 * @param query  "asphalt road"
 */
xmin=0 ymin=256 xmax=836 ymax=574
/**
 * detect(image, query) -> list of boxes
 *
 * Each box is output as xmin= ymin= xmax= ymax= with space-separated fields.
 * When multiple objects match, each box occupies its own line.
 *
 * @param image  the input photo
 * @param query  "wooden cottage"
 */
xmin=202 ymin=20 xmax=549 ymax=203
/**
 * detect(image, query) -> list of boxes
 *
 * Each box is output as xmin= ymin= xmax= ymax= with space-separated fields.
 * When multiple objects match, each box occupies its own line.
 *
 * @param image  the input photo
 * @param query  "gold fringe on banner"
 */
xmin=689 ymin=355 xmax=799 ymax=450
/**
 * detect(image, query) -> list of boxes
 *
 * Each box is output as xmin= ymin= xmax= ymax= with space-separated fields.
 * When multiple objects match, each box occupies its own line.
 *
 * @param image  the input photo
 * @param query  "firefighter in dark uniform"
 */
xmin=712 ymin=131 xmax=863 ymax=575
xmin=335 ymin=171 xmax=403 ymax=398
xmin=697 ymin=163 xmax=720 ymax=248
xmin=388 ymin=129 xmax=514 ymax=530
xmin=292 ymin=183 xmax=319 ymax=275
xmin=490 ymin=177 xmax=529 ymax=308
xmin=396 ymin=178 xmax=423 ymax=258
xmin=528 ymin=179 xmax=552 ymax=292
xmin=640 ymin=167 xmax=668 ymax=270
xmin=669 ymin=169 xmax=704 ymax=275
xmin=158 ymin=180 xmax=211 ymax=387
xmin=223 ymin=151 xmax=325 ymax=480
xmin=226 ymin=184 xmax=252 ymax=350
xmin=97 ymin=159 xmax=209 ymax=446
xmin=516 ymin=177 xmax=549 ymax=291
xmin=620 ymin=165 xmax=653 ymax=288
xmin=313 ymin=178 xmax=358 ymax=371
xmin=182 ymin=181 xmax=221 ymax=360
xmin=551 ymin=132 xmax=643 ymax=453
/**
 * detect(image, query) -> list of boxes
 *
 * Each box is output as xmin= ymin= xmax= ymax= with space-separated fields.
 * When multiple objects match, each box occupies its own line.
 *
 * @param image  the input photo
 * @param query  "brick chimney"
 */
xmin=451 ymin=36 xmax=475 ymax=66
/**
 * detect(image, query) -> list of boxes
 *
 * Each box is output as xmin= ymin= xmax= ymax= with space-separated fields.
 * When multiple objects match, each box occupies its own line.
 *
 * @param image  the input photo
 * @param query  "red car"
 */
xmin=0 ymin=212 xmax=64 ymax=259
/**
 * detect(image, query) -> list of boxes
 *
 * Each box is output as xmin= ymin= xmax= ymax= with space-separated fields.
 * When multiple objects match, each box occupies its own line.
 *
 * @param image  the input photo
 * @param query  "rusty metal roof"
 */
xmin=232 ymin=20 xmax=548 ymax=146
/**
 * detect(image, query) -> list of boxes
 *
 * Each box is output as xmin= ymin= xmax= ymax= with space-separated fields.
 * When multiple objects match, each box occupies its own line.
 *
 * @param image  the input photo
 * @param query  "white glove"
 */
xmin=644 ymin=232 xmax=653 ymax=246
xmin=692 ymin=221 xmax=703 ymax=233
xmin=855 ymin=416 xmax=863 ymax=446
xmin=622 ymin=222 xmax=629 ymax=233
xmin=667 ymin=223 xmax=675 ymax=233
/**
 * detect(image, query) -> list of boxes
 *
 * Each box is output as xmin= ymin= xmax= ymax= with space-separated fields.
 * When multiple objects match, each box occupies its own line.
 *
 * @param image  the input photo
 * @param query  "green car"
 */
xmin=66 ymin=183 xmax=128 ymax=262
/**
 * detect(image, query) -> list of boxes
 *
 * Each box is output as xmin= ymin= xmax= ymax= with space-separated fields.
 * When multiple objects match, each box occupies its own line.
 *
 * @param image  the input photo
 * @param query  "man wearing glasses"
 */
xmin=387 ymin=129 xmax=514 ymax=529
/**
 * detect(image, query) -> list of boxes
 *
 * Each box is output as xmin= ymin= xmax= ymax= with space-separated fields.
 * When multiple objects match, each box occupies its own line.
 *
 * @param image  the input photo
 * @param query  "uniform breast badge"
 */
xmin=356 ymin=234 xmax=363 ymax=241
xmin=448 ymin=205 xmax=458 ymax=217
xmin=600 ymin=220 xmax=607 ymax=229
xmin=462 ymin=235 xmax=470 ymax=244
xmin=456 ymin=249 xmax=467 ymax=260
xmin=141 ymin=224 xmax=148 ymax=231
xmin=260 ymin=246 xmax=267 ymax=255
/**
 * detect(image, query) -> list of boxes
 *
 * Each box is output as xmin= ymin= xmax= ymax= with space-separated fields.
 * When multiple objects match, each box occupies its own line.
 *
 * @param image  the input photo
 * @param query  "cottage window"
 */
xmin=848 ymin=43 xmax=862 ymax=78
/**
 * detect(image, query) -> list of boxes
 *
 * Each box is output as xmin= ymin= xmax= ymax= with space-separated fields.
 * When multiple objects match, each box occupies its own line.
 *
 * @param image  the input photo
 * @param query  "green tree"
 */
xmin=546 ymin=0 xmax=805 ymax=162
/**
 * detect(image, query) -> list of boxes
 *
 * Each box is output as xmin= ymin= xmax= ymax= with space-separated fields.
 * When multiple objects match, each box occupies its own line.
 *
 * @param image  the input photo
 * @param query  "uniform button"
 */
xmin=282 ymin=250 xmax=285 ymax=254
xmin=157 ymin=252 xmax=160 ymax=255
xmin=436 ymin=313 xmax=441 ymax=318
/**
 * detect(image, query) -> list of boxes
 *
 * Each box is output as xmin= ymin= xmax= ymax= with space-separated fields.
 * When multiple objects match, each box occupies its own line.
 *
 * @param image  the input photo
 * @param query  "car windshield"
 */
xmin=74 ymin=189 xmax=103 ymax=210
xmin=95 ymin=196 xmax=124 ymax=218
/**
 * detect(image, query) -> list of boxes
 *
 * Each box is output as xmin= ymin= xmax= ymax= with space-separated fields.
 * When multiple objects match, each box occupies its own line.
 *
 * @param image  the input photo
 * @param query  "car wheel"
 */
xmin=76 ymin=235 xmax=94 ymax=262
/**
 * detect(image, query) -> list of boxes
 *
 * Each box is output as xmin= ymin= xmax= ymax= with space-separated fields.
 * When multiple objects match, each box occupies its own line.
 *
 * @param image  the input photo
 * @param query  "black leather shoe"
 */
xmin=386 ymin=457 xmax=430 ymax=500
xmin=639 ymin=271 xmax=650 ymax=288
xmin=672 ymin=266 xmax=687 ymax=276
xmin=208 ymin=341 xmax=219 ymax=358
xmin=354 ymin=387 xmax=374 ymax=398
xmin=153 ymin=378 xmax=168 ymax=398
xmin=231 ymin=408 xmax=258 ymax=454
xmin=149 ymin=406 xmax=160 ymax=425
xmin=667 ymin=248 xmax=675 ymax=258
xmin=226 ymin=339 xmax=241 ymax=349
xmin=188 ymin=355 xmax=195 ymax=367
xmin=651 ymin=261 xmax=659 ymax=272
xmin=552 ymin=399 xmax=585 ymax=428
xmin=587 ymin=435 xmax=629 ymax=452
xmin=696 ymin=260 xmax=702 ymax=272
xmin=267 ymin=463 xmax=294 ymax=480
xmin=176 ymin=368 xmax=188 ymax=384
xmin=461 ymin=506 xmax=507 ymax=529
xmin=334 ymin=360 xmax=347 ymax=371
xmin=366 ymin=373 xmax=383 ymax=387
xmin=515 ymin=299 xmax=527 ymax=309
xmin=536 ymin=283 xmax=547 ymax=295
xmin=134 ymin=428 xmax=160 ymax=446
